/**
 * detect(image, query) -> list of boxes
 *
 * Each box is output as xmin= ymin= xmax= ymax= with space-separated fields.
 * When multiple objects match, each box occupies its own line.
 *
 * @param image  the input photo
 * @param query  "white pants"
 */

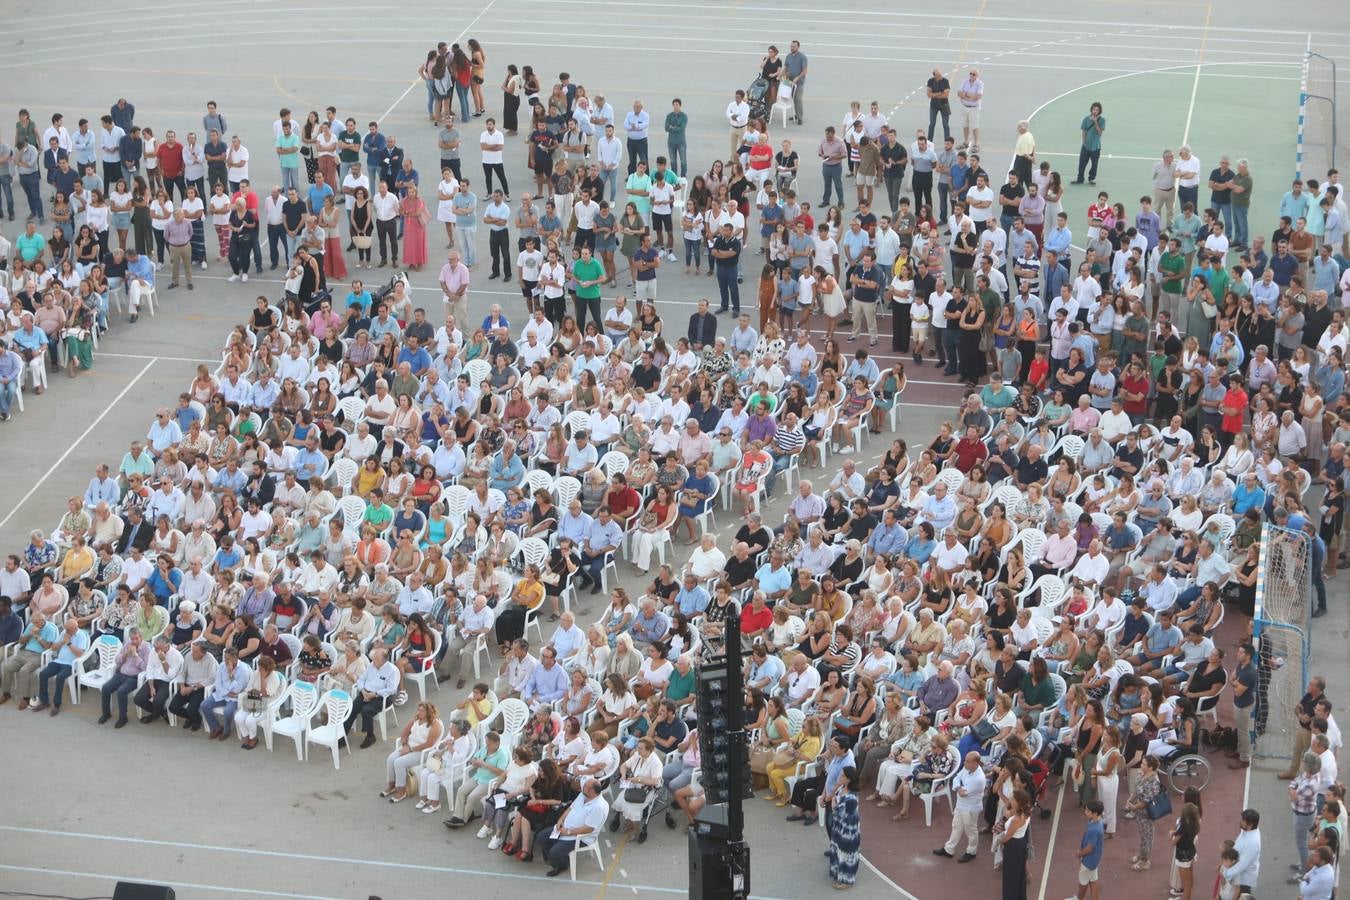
xmin=944 ymin=807 xmax=980 ymax=856
xmin=554 ymin=193 xmax=573 ymax=231
xmin=1096 ymin=772 xmax=1119 ymax=834
xmin=386 ymin=748 xmax=421 ymax=787
xmin=24 ymin=354 xmax=45 ymax=388
xmin=128 ymin=279 xmax=152 ymax=312
xmin=233 ymin=708 xmax=265 ymax=739
xmin=421 ymin=765 xmax=454 ymax=801
xmin=876 ymin=759 xmax=912 ymax=796
xmin=632 ymin=529 xmax=668 ymax=572
xmin=613 ymin=782 xmax=653 ymax=822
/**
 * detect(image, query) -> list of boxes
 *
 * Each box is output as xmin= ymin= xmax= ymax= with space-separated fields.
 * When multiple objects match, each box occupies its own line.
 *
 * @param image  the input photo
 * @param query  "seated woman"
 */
xmin=765 ymin=716 xmax=825 ymax=805
xmin=504 ymin=757 xmax=569 ymax=860
xmin=394 ymin=613 xmax=436 ymax=675
xmin=630 ymin=486 xmax=678 ymax=577
xmin=873 ymin=715 xmax=936 ymax=805
xmin=493 ymin=564 xmax=546 ymax=652
xmin=296 ymin=634 xmax=332 ymax=683
xmin=416 ymin=717 xmax=475 ymax=814
xmin=478 ymin=745 xmax=539 ymax=848
xmin=832 ymin=675 xmax=878 ymax=740
xmin=1146 ymin=696 xmax=1198 ymax=760
xmin=594 ymin=672 xmax=639 ymax=739
xmin=956 ymin=691 xmax=1017 ymax=760
xmin=231 ymin=655 xmax=282 ymax=750
xmin=381 ymin=701 xmax=444 ymax=803
xmin=889 ymin=732 xmax=955 ymax=821
xmin=609 ymin=737 xmax=665 ymax=834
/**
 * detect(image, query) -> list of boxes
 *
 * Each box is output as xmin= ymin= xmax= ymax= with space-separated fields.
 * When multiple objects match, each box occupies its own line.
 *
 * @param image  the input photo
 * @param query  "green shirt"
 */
xmin=15 ymin=231 xmax=46 ymax=262
xmin=1080 ymin=115 xmax=1105 ymax=152
xmin=276 ymin=133 xmax=301 ymax=169
xmin=979 ymin=288 xmax=1001 ymax=319
xmin=573 ymin=258 xmax=605 ymax=300
xmin=1173 ymin=214 xmax=1201 ymax=254
xmin=472 ymin=747 xmax=510 ymax=784
xmin=625 ymin=172 xmax=653 ymax=216
xmin=664 ymin=111 xmax=688 ymax=143
xmin=666 ymin=666 xmax=696 ymax=701
xmin=1019 ymin=672 xmax=1056 ymax=709
xmin=338 ymin=129 xmax=361 ymax=163
xmin=1231 ymin=173 xmax=1253 ymax=208
xmin=363 ymin=503 xmax=394 ymax=527
xmin=1159 ymin=251 xmax=1186 ymax=293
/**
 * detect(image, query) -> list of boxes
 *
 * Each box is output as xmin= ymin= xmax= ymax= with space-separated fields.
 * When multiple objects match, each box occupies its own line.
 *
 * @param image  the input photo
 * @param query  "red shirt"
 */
xmin=740 ymin=603 xmax=772 ymax=635
xmin=952 ymin=436 xmax=988 ymax=473
xmin=157 ymin=141 xmax=185 ymax=179
xmin=1121 ymin=373 xmax=1151 ymax=415
xmin=607 ymin=486 xmax=641 ymax=519
xmin=230 ymin=189 xmax=260 ymax=212
xmin=1221 ymin=386 xmax=1248 ymax=433
xmin=1027 ymin=357 xmax=1049 ymax=391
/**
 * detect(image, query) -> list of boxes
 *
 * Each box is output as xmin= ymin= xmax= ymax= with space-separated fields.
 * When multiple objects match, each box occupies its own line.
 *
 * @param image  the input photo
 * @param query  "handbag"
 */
xmin=971 ymin=719 xmax=999 ymax=743
xmin=1144 ymin=789 xmax=1173 ymax=820
xmin=353 ymin=235 xmax=373 ymax=250
xmin=240 ymin=690 xmax=265 ymax=714
xmin=623 ymin=786 xmax=650 ymax=804
xmin=424 ymin=754 xmax=444 ymax=774
xmin=405 ymin=768 xmax=419 ymax=795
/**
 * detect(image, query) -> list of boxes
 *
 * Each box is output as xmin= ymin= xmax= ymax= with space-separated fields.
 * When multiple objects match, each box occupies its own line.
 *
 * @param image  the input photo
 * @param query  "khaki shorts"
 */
xmin=1078 ymin=865 xmax=1099 ymax=886
xmin=856 ymin=174 xmax=877 ymax=187
xmin=960 ymin=105 xmax=981 ymax=129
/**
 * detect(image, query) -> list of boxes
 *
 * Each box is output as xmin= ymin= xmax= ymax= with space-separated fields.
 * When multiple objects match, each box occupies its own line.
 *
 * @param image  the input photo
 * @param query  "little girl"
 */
xmin=910 ymin=293 xmax=930 ymax=365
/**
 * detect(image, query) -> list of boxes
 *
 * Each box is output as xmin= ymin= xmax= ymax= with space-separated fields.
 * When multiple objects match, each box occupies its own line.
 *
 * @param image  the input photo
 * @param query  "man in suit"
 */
xmin=687 ymin=297 xmax=717 ymax=351
xmin=240 ymin=461 xmax=275 ymax=508
xmin=116 ymin=507 xmax=153 ymax=556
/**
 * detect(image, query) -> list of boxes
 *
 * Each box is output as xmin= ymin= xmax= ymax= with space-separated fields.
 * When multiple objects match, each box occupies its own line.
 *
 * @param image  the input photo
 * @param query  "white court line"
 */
xmin=0 ymin=825 xmax=792 ymax=899
xmin=859 ymin=855 xmax=922 ymax=900
xmin=99 ymin=351 xmax=219 ymax=364
xmin=0 ymin=358 xmax=156 ymax=533
xmin=0 ymin=864 xmax=342 ymax=900
xmin=1033 ymin=778 xmax=1068 ymax=900
xmin=376 ymin=0 xmax=501 ymax=124
xmin=1181 ymin=2 xmax=1216 ymax=146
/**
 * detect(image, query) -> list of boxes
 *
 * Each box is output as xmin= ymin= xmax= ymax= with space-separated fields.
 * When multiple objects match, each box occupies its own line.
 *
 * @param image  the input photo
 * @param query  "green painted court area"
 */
xmin=1027 ymin=62 xmax=1300 ymax=234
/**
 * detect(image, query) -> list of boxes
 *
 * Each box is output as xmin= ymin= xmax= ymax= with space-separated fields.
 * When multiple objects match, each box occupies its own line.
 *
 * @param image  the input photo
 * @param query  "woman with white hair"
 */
xmin=325 ymin=640 xmax=368 ymax=692
xmin=609 ymin=737 xmax=664 ymax=833
xmin=168 ymin=600 xmax=203 ymax=649
xmin=416 ymin=717 xmax=477 ymax=814
xmin=232 ymin=655 xmax=281 ymax=750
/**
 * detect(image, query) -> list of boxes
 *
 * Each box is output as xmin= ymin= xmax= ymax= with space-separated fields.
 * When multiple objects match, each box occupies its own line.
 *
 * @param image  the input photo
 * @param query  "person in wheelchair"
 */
xmin=1146 ymin=696 xmax=1197 ymax=762
xmin=609 ymin=736 xmax=664 ymax=835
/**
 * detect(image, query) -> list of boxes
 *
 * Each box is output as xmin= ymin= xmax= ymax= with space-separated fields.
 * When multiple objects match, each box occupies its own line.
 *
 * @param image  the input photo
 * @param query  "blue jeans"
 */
xmin=684 ymin=237 xmax=702 ymax=268
xmin=716 ymin=265 xmax=739 ymax=312
xmin=280 ymin=167 xmax=301 ymax=192
xmin=201 ymin=695 xmax=238 ymax=735
xmin=18 ymin=171 xmax=42 ymax=220
xmin=942 ymin=327 xmax=961 ymax=374
xmin=821 ymin=163 xmax=843 ymax=206
xmin=1230 ymin=204 xmax=1249 ymax=245
xmin=0 ymin=378 xmax=15 ymax=416
xmin=455 ymin=83 xmax=471 ymax=121
xmin=0 ymin=175 xmax=13 ymax=215
xmin=927 ymin=106 xmax=950 ymax=141
xmin=1294 ymin=810 xmax=1315 ymax=868
xmin=764 ymin=453 xmax=792 ymax=496
xmin=601 ymin=168 xmax=619 ymax=202
xmin=1178 ymin=185 xmax=1198 ymax=210
xmin=938 ymin=182 xmax=950 ymax=220
xmin=1213 ymin=202 xmax=1231 ymax=231
xmin=668 ymin=140 xmax=687 ymax=177
xmin=424 ymin=80 xmax=435 ymax=117
xmin=37 ymin=661 xmax=72 ymax=708
xmin=457 ymin=224 xmax=477 ymax=266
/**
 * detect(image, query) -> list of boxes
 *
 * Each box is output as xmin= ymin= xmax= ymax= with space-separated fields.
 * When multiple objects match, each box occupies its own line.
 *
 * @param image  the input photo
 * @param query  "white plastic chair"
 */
xmin=305 ymin=689 xmax=354 ymax=769
xmin=553 ymin=475 xmax=582 ymax=508
xmin=268 ymin=679 xmax=321 ymax=758
xmin=405 ymin=629 xmax=442 ymax=702
xmin=463 ymin=358 xmax=491 ymax=390
xmin=524 ymin=469 xmax=554 ymax=497
xmin=338 ymin=396 xmax=366 ymax=425
xmin=69 ymin=633 xmax=120 ymax=704
xmin=568 ymin=839 xmax=605 ymax=881
xmin=326 ymin=458 xmax=359 ymax=496
xmin=771 ymin=81 xmax=795 ymax=128
xmin=488 ymin=697 xmax=530 ymax=752
xmin=337 ymin=495 xmax=367 ymax=533
xmin=599 ymin=451 xmax=629 ymax=479
xmin=920 ymin=747 xmax=961 ymax=826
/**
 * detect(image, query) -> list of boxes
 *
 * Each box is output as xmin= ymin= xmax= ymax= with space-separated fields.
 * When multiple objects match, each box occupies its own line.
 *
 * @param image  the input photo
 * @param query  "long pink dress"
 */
xmin=401 ymin=196 xmax=428 ymax=267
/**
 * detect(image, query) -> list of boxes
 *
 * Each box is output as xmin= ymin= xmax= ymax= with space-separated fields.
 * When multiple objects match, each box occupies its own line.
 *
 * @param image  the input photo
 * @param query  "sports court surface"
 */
xmin=1 ymin=0 xmax=1348 ymax=898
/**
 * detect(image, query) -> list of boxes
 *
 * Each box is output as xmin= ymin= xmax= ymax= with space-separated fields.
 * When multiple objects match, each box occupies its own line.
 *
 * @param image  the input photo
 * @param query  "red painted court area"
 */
xmin=856 ymin=608 xmax=1249 ymax=899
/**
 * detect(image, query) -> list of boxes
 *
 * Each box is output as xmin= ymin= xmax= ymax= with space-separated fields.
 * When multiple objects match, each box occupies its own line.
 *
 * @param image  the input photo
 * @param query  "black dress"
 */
xmin=959 ymin=306 xmax=986 ymax=383
xmin=1000 ymin=825 xmax=1029 ymax=900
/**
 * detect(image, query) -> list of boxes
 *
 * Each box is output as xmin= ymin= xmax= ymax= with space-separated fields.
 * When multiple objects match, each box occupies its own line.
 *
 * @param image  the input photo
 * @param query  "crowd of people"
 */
xmin=0 ymin=31 xmax=1347 ymax=899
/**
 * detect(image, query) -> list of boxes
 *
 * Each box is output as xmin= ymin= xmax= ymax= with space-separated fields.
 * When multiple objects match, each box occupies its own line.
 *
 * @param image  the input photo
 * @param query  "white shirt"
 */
xmin=965 ymin=185 xmax=995 ymax=223
xmin=341 ymin=172 xmax=370 ymax=210
xmin=726 ymin=100 xmax=750 ymax=128
xmin=951 ymin=766 xmax=987 ymax=811
xmin=1174 ymin=153 xmax=1201 ymax=188
xmin=479 ymin=129 xmax=505 ymax=164
xmin=596 ymin=135 xmax=622 ymax=169
xmin=372 ymin=191 xmax=400 ymax=222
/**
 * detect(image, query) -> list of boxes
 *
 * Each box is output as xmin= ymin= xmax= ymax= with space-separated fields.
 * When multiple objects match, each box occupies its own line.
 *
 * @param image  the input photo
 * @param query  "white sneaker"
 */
xmin=487 ymin=836 xmax=502 ymax=850
xmin=666 ymin=251 xmax=677 ymax=262
xmin=227 ymin=274 xmax=238 ymax=282
xmin=199 ymin=261 xmax=207 ymax=270
xmin=241 ymin=273 xmax=248 ymax=282
xmin=476 ymin=824 xmax=492 ymax=839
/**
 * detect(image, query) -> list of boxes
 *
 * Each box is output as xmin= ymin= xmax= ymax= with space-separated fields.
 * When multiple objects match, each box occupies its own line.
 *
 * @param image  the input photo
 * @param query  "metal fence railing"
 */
xmin=1297 ymin=47 xmax=1341 ymax=181
xmin=1252 ymin=522 xmax=1312 ymax=760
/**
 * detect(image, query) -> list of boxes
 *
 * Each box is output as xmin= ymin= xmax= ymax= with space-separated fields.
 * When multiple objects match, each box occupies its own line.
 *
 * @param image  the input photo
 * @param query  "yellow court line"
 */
xmin=951 ymin=0 xmax=992 ymax=72
xmin=1181 ymin=1 xmax=1215 ymax=146
xmin=594 ymin=831 xmax=632 ymax=899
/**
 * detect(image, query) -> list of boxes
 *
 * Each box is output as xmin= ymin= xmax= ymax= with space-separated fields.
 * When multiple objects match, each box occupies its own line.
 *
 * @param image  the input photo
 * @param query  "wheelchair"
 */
xmin=1160 ymin=748 xmax=1212 ymax=794
xmin=608 ymin=782 xmax=664 ymax=843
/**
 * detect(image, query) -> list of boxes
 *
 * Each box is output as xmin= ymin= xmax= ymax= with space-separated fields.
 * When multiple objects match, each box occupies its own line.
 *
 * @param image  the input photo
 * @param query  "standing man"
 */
xmin=1075 ymin=103 xmax=1106 ymax=185
xmin=1229 ymin=158 xmax=1253 ymax=250
xmin=1208 ymin=155 xmax=1235 ymax=233
xmin=933 ymin=750 xmax=986 ymax=862
xmin=818 ymin=127 xmax=846 ymax=209
xmin=438 ymin=250 xmax=470 ymax=322
xmin=665 ymin=98 xmax=688 ymax=177
xmin=726 ymin=90 xmax=750 ymax=160
xmin=1011 ymin=121 xmax=1036 ymax=188
xmin=275 ymin=121 xmax=301 ymax=192
xmin=623 ymin=101 xmax=650 ymax=174
xmin=484 ymin=189 xmax=512 ymax=281
xmin=910 ymin=133 xmax=937 ymax=213
xmin=926 ymin=68 xmax=951 ymax=141
xmin=596 ymin=124 xmax=623 ymax=203
xmin=1227 ymin=642 xmax=1257 ymax=770
xmin=956 ymin=69 xmax=984 ymax=153
xmin=164 ymin=209 xmax=194 ymax=291
xmin=1174 ymin=145 xmax=1201 ymax=211
xmin=479 ymin=118 xmax=507 ymax=198
xmin=711 ymin=223 xmax=742 ymax=315
xmin=783 ymin=40 xmax=809 ymax=125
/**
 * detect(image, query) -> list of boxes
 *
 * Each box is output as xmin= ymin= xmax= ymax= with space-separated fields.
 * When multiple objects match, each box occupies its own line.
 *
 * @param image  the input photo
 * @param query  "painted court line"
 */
xmin=0 ymin=358 xmax=157 ymax=533
xmin=1181 ymin=2 xmax=1216 ymax=146
xmin=0 ymin=864 xmax=342 ymax=900
xmin=0 ymin=825 xmax=791 ymax=900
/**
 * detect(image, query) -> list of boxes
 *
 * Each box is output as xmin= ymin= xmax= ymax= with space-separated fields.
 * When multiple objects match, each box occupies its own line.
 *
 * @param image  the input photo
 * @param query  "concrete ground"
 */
xmin=2 ymin=0 xmax=1349 ymax=897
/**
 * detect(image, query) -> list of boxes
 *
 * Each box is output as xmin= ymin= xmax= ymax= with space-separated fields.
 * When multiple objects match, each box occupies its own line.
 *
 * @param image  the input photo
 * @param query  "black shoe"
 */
xmin=957 ymin=853 xmax=976 ymax=863
xmin=716 ymin=307 xmax=729 ymax=315
xmin=1071 ymin=178 xmax=1085 ymax=185
xmin=167 ymin=282 xmax=179 ymax=290
xmin=97 ymin=713 xmax=112 ymax=724
xmin=129 ymin=313 xmax=138 ymax=323
xmin=932 ymin=849 xmax=953 ymax=858
xmin=360 ymin=733 xmax=377 ymax=748
xmin=140 ymin=713 xmax=155 ymax=724
xmin=270 ymin=263 xmax=279 ymax=270
xmin=114 ymin=718 xmax=128 ymax=728
xmin=1312 ymin=608 xmax=1327 ymax=618
xmin=187 ymin=284 xmax=194 ymax=291
xmin=545 ymin=867 xmax=566 ymax=877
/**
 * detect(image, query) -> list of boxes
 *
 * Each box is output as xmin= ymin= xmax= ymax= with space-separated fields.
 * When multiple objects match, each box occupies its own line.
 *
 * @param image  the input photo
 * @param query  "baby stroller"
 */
xmin=746 ymin=77 xmax=771 ymax=123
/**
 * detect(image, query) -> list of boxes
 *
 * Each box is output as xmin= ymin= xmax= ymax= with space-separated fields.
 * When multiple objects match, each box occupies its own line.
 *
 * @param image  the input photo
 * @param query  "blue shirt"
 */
xmin=24 ymin=620 xmax=59 ymax=654
xmin=585 ymin=518 xmax=624 ymax=553
xmin=55 ymin=628 xmax=91 ymax=665
xmin=868 ymin=522 xmax=906 ymax=556
xmin=623 ymin=109 xmax=650 ymax=140
xmin=211 ymin=660 xmax=252 ymax=701
xmin=754 ymin=563 xmax=791 ymax=595
xmin=903 ymin=534 xmax=936 ymax=565
xmin=523 ymin=661 xmax=569 ymax=704
xmin=306 ymin=182 xmax=334 ymax=213
xmin=1080 ymin=820 xmax=1105 ymax=870
xmin=675 ymin=585 xmax=710 ymax=617
xmin=361 ymin=132 xmax=387 ymax=170
xmin=126 ymin=254 xmax=155 ymax=285
xmin=1232 ymin=482 xmax=1265 ymax=515
xmin=557 ymin=511 xmax=592 ymax=545
xmin=293 ymin=448 xmax=327 ymax=482
xmin=396 ymin=346 xmax=431 ymax=374
xmin=489 ymin=452 xmax=525 ymax=490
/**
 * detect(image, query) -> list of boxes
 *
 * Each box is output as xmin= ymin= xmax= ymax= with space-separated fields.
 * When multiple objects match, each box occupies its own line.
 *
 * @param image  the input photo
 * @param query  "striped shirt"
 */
xmin=771 ymin=424 xmax=805 ymax=456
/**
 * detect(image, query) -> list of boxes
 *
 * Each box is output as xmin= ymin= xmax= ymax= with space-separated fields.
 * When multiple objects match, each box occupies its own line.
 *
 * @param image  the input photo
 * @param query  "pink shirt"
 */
xmin=1068 ymin=406 xmax=1100 ymax=433
xmin=439 ymin=262 xmax=470 ymax=297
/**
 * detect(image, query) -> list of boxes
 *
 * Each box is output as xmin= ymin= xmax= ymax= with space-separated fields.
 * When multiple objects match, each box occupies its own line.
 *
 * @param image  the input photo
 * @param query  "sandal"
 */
xmin=379 ymin=788 xmax=397 ymax=798
xmin=389 ymin=791 xmax=408 ymax=803
xmin=1131 ymin=861 xmax=1150 ymax=871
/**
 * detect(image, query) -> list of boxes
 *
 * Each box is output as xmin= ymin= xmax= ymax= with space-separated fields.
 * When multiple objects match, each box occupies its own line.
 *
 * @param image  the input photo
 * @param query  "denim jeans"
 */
xmin=455 ymin=83 xmax=470 ymax=122
xmin=668 ymin=140 xmax=687 ymax=177
xmin=764 ymin=452 xmax=792 ymax=496
xmin=684 ymin=237 xmax=702 ymax=268
xmin=601 ymin=168 xmax=619 ymax=203
xmin=1294 ymin=810 xmax=1315 ymax=868
xmin=280 ymin=166 xmax=301 ymax=192
xmin=821 ymin=163 xmax=843 ymax=206
xmin=0 ymin=378 xmax=15 ymax=416
xmin=1230 ymin=205 xmax=1249 ymax=245
xmin=0 ymin=176 xmax=13 ymax=215
xmin=942 ymin=327 xmax=961 ymax=374
xmin=18 ymin=171 xmax=42 ymax=219
xmin=927 ymin=106 xmax=950 ymax=142
xmin=1213 ymin=202 xmax=1231 ymax=231
xmin=457 ymin=224 xmax=477 ymax=266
